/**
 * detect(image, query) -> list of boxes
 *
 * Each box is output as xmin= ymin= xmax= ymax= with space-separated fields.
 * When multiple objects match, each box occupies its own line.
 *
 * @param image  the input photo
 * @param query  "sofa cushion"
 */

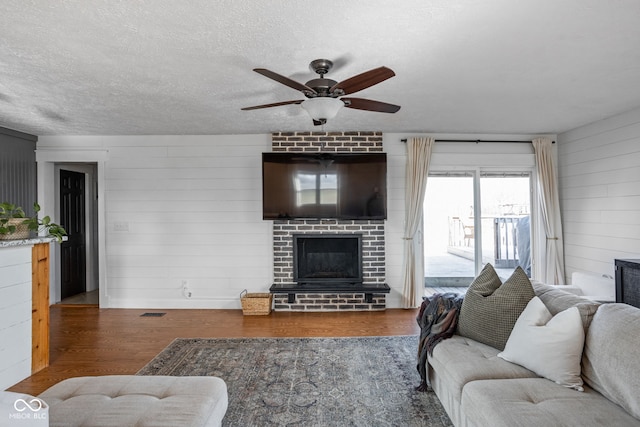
xmin=458 ymin=264 xmax=535 ymax=350
xmin=498 ymin=297 xmax=585 ymax=391
xmin=582 ymin=303 xmax=640 ymax=420
xmin=532 ymin=280 xmax=600 ymax=332
xmin=428 ymin=335 xmax=538 ymax=403
xmin=39 ymin=375 xmax=228 ymax=427
xmin=461 ymin=378 xmax=640 ymax=427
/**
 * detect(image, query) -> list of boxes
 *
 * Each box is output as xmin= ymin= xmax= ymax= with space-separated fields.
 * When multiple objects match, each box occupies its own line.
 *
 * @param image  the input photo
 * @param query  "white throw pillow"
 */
xmin=498 ymin=296 xmax=585 ymax=391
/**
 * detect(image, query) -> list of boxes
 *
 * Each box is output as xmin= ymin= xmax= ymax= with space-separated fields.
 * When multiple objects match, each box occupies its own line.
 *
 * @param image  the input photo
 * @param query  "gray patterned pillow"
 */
xmin=457 ymin=264 xmax=535 ymax=350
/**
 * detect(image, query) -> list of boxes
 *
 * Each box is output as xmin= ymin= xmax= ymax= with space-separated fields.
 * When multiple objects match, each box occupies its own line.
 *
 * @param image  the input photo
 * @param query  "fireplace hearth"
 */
xmin=269 ymin=229 xmax=390 ymax=310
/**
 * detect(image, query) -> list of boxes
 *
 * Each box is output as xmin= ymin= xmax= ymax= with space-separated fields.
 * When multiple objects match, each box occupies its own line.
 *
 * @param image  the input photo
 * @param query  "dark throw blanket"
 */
xmin=416 ymin=292 xmax=464 ymax=392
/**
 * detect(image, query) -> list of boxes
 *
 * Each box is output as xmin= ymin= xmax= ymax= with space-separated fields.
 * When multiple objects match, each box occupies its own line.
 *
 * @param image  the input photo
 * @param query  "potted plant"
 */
xmin=0 ymin=202 xmax=67 ymax=242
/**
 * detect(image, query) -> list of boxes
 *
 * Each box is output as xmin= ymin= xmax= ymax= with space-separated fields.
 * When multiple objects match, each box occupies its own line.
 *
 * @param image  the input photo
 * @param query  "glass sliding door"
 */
xmin=424 ymin=171 xmax=531 ymax=291
xmin=479 ymin=173 xmax=532 ymax=280
xmin=423 ymin=173 xmax=476 ymax=287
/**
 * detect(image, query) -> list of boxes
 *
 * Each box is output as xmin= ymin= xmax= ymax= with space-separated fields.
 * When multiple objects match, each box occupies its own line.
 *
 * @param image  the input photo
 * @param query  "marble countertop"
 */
xmin=0 ymin=236 xmax=56 ymax=248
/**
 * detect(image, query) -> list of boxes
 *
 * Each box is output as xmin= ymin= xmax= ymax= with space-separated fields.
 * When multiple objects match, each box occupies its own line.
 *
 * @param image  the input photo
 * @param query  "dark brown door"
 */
xmin=60 ymin=169 xmax=86 ymax=299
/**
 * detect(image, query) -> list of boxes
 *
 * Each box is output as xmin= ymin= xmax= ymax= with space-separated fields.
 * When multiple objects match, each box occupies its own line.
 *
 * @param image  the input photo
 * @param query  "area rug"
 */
xmin=138 ymin=336 xmax=452 ymax=427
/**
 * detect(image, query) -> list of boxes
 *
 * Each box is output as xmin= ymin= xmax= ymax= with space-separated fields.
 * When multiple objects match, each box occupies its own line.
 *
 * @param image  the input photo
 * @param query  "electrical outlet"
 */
xmin=181 ymin=280 xmax=192 ymax=298
xmin=113 ymin=221 xmax=129 ymax=231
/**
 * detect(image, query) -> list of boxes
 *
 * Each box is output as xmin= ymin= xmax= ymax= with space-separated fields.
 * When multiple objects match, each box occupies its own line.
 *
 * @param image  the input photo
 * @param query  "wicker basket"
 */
xmin=240 ymin=290 xmax=273 ymax=315
xmin=0 ymin=218 xmax=31 ymax=240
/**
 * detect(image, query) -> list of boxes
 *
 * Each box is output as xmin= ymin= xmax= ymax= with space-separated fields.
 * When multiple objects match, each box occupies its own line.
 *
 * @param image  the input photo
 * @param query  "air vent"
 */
xmin=140 ymin=312 xmax=166 ymax=317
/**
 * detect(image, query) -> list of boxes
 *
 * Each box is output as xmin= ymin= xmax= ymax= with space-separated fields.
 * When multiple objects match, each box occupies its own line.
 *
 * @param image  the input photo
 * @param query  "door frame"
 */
xmin=56 ymin=164 xmax=98 ymax=298
xmin=36 ymin=148 xmax=108 ymax=307
xmin=423 ymin=166 xmax=538 ymax=284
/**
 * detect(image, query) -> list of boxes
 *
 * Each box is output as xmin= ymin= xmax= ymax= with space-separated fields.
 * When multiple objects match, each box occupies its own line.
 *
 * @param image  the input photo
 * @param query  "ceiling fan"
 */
xmin=241 ymin=59 xmax=401 ymax=125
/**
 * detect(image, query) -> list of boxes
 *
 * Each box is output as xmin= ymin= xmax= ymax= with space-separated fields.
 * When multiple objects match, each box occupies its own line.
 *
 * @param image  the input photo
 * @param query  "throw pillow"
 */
xmin=498 ymin=296 xmax=585 ymax=391
xmin=457 ymin=264 xmax=535 ymax=350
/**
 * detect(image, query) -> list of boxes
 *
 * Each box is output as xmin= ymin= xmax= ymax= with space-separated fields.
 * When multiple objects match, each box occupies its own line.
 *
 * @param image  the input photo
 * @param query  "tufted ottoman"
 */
xmin=38 ymin=375 xmax=228 ymax=427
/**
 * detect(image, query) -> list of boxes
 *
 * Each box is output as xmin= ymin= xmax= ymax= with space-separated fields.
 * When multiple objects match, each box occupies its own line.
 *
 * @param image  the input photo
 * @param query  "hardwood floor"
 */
xmin=9 ymin=305 xmax=420 ymax=396
xmin=57 ymin=289 xmax=100 ymax=305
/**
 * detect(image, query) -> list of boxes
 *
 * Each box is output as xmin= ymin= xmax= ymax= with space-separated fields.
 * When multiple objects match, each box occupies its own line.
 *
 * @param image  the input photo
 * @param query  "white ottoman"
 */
xmin=38 ymin=376 xmax=228 ymax=427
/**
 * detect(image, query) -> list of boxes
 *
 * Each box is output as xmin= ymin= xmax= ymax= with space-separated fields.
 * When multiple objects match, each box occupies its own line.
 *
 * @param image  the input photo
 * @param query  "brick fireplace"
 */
xmin=268 ymin=131 xmax=389 ymax=311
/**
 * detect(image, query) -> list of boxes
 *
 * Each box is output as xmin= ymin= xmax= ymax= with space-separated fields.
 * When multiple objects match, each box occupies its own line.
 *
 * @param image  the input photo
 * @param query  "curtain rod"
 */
xmin=400 ymin=138 xmax=555 ymax=144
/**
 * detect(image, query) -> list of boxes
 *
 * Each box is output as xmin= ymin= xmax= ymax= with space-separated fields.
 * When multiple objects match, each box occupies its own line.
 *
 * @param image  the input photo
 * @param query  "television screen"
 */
xmin=262 ymin=152 xmax=387 ymax=220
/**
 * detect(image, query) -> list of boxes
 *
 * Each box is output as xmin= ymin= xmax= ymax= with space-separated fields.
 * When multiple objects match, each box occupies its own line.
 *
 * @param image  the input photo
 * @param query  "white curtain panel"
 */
xmin=401 ymin=137 xmax=434 ymax=308
xmin=532 ymin=137 xmax=566 ymax=285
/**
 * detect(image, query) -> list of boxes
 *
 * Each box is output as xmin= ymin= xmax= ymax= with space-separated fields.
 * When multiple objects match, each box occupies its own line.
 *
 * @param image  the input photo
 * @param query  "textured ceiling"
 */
xmin=1 ymin=0 xmax=640 ymax=136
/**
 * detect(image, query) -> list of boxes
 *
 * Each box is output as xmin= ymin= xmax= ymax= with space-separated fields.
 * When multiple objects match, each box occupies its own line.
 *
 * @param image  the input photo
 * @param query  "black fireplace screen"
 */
xmin=293 ymin=234 xmax=363 ymax=284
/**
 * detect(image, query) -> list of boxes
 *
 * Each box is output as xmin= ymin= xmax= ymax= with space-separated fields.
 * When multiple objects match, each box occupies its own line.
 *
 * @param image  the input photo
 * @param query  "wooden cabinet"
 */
xmin=31 ymin=242 xmax=50 ymax=373
xmin=615 ymin=259 xmax=640 ymax=309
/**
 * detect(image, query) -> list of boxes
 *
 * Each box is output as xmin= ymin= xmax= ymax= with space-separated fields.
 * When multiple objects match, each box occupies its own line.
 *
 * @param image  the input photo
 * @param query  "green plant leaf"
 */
xmin=0 ymin=201 xmax=66 ymax=241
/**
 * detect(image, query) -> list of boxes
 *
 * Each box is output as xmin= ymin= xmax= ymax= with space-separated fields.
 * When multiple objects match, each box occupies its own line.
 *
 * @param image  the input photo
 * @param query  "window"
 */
xmin=294 ymin=172 xmax=337 ymax=207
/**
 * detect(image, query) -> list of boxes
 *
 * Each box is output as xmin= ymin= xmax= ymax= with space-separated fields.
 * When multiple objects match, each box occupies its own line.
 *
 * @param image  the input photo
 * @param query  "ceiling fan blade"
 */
xmin=241 ymin=100 xmax=304 ymax=111
xmin=253 ymin=68 xmax=317 ymax=94
xmin=342 ymin=97 xmax=401 ymax=113
xmin=330 ymin=66 xmax=395 ymax=95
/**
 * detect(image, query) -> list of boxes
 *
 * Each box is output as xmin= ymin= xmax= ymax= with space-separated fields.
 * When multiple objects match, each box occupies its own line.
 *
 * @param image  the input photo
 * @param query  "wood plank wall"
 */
xmin=38 ymin=135 xmax=274 ymax=309
xmin=558 ymin=107 xmax=640 ymax=279
xmin=0 ymin=246 xmax=32 ymax=389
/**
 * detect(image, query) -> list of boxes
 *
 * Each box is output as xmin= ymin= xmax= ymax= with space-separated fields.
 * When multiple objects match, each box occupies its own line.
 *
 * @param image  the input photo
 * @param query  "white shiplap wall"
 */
xmin=379 ymin=135 xmax=406 ymax=308
xmin=37 ymin=132 xmax=550 ymax=309
xmin=0 ymin=246 xmax=32 ymax=389
xmin=558 ymin=107 xmax=640 ymax=280
xmin=39 ymin=135 xmax=273 ymax=309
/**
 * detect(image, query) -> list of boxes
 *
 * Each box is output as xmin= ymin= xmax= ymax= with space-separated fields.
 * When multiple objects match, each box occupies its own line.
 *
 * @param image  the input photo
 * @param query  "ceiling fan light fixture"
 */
xmin=242 ymin=59 xmax=400 ymax=122
xmin=301 ymin=97 xmax=343 ymax=121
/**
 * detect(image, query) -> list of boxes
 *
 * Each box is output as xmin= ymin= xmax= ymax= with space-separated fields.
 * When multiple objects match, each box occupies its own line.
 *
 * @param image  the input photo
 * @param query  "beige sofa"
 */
xmin=427 ymin=282 xmax=640 ymax=427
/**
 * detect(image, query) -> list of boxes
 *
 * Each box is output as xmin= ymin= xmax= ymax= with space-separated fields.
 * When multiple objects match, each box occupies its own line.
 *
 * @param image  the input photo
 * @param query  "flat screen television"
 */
xmin=262 ymin=152 xmax=387 ymax=220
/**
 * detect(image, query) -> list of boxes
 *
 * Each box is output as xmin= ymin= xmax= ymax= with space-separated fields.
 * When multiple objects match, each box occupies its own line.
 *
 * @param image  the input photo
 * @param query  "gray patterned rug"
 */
xmin=137 ymin=336 xmax=452 ymax=427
